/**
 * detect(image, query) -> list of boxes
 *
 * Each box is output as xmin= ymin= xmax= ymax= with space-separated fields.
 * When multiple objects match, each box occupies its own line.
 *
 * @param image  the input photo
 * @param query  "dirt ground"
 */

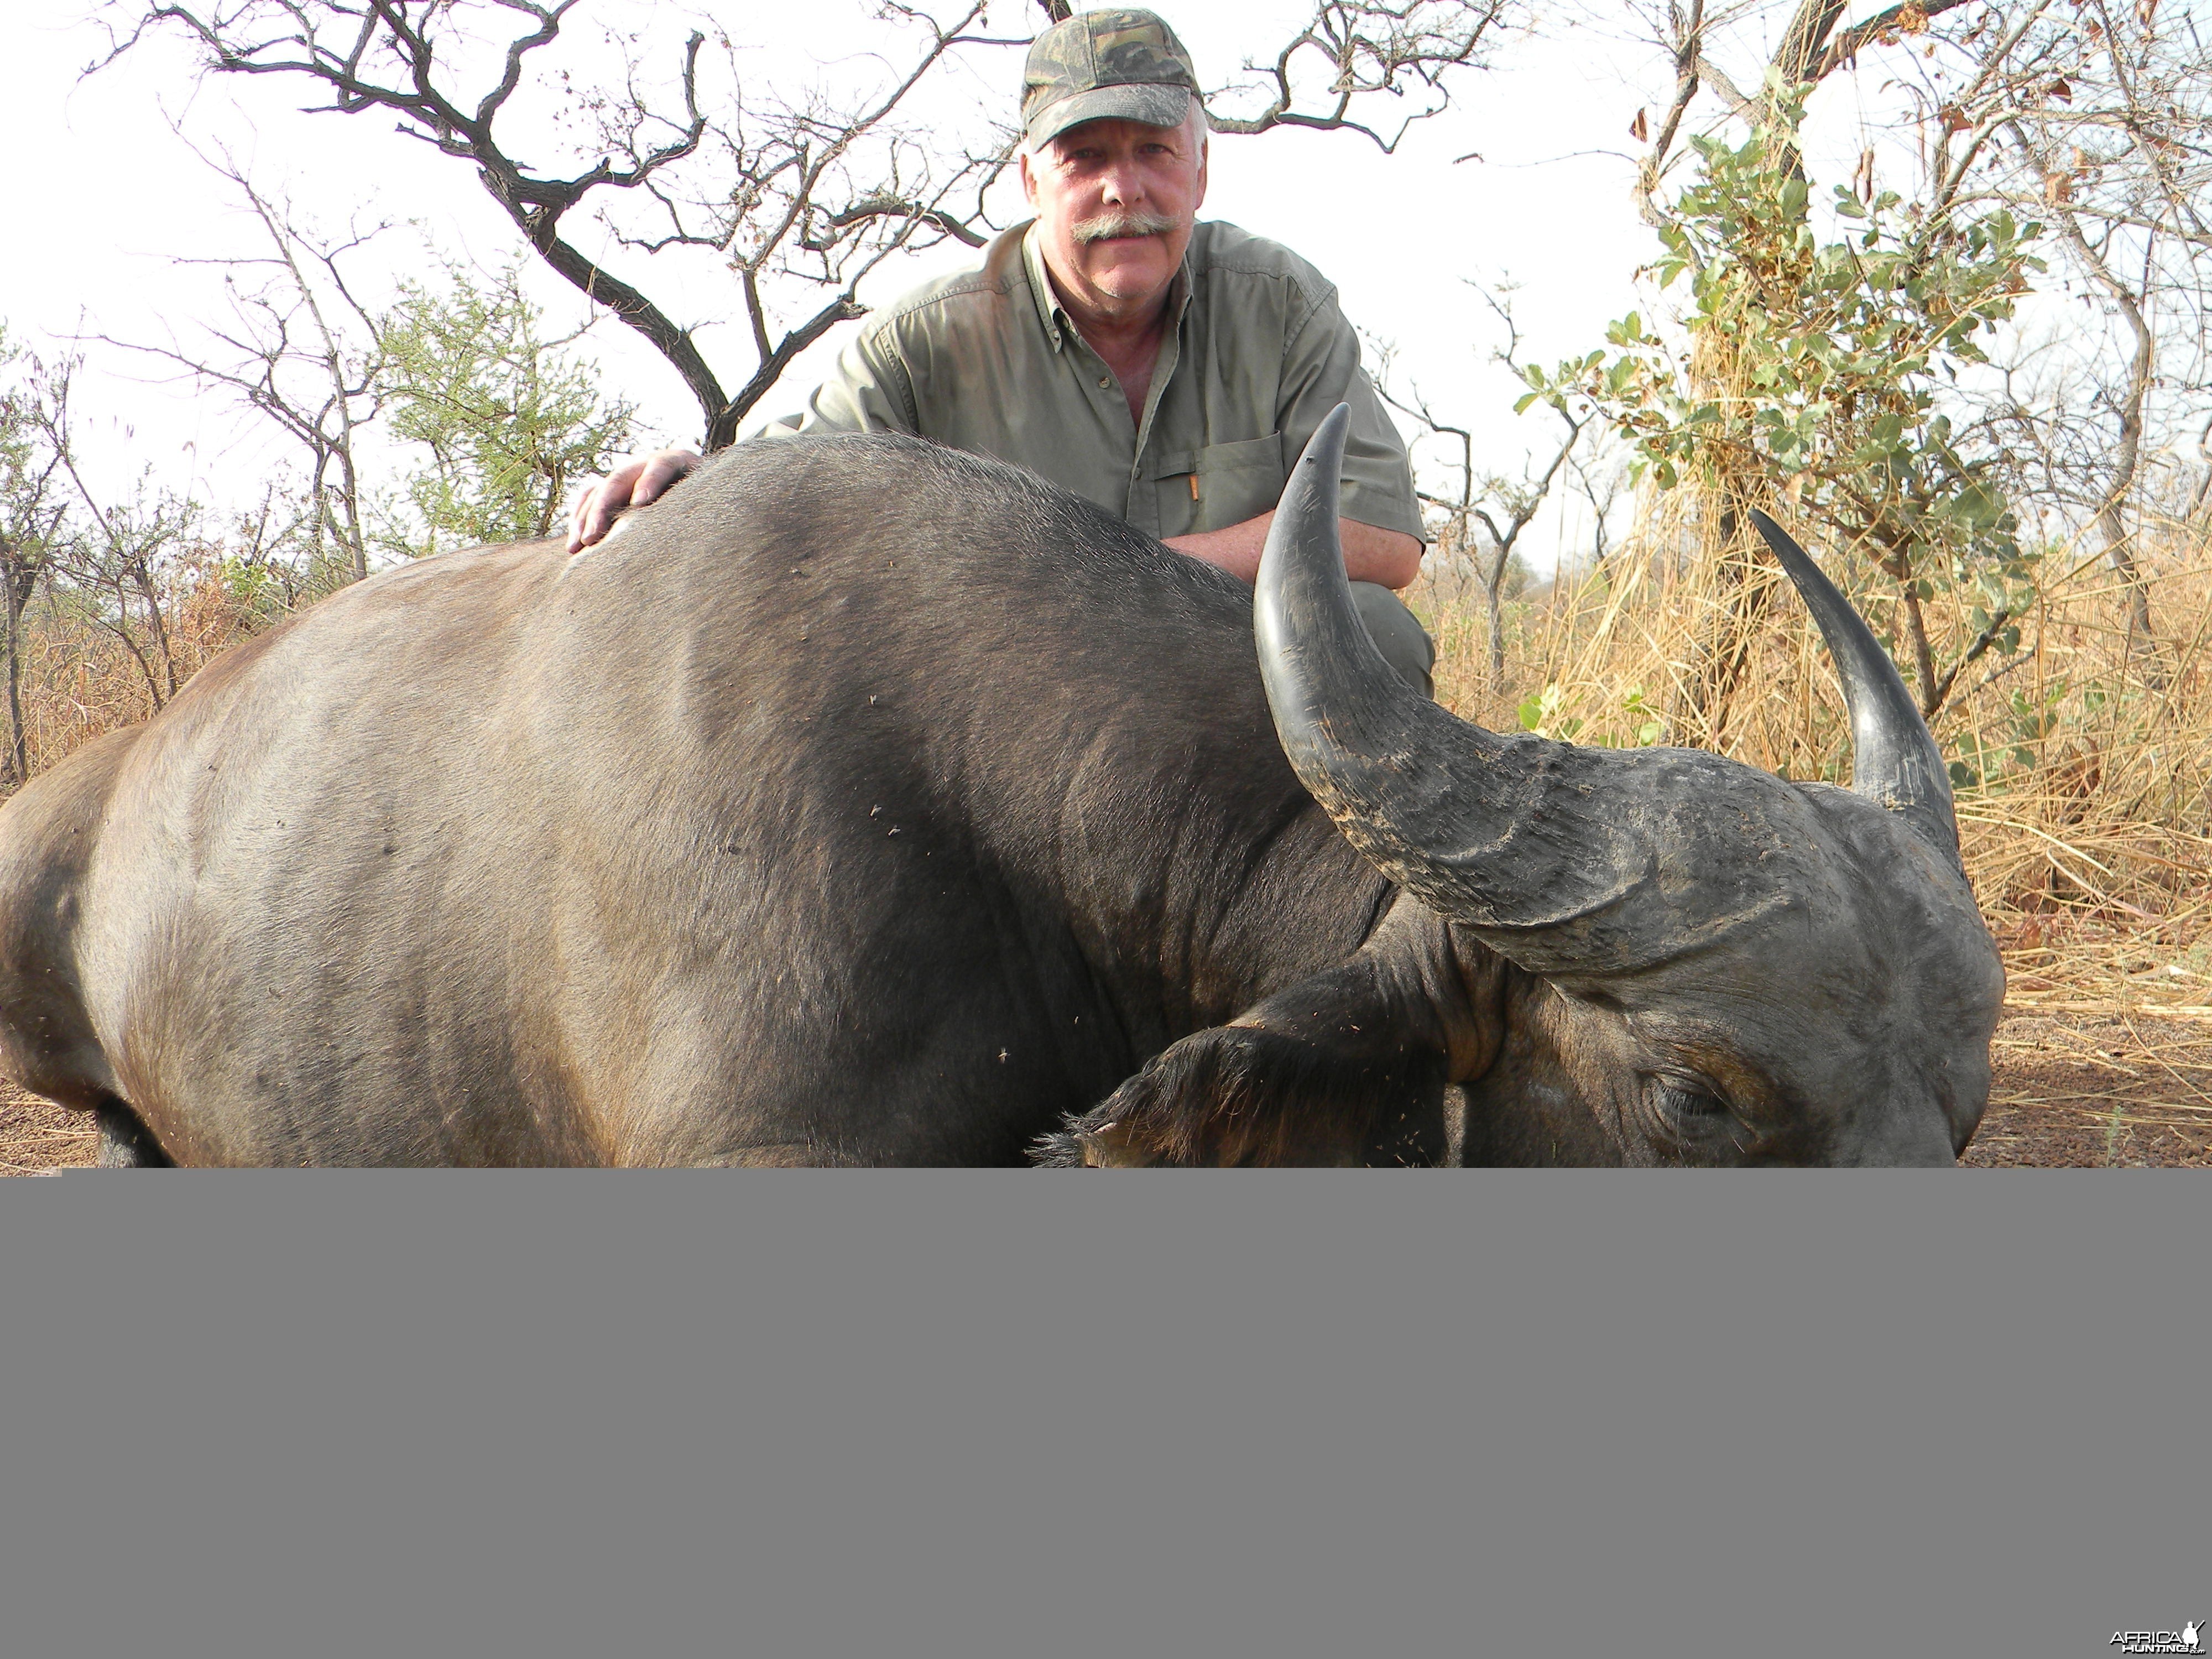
xmin=5 ymin=1009 xmax=2206 ymax=1170
xmin=1957 ymin=1010 xmax=2212 ymax=1167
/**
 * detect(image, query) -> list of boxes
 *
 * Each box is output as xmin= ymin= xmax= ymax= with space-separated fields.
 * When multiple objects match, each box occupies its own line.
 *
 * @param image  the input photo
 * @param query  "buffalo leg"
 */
xmin=1037 ymin=985 xmax=1447 ymax=1166
xmin=1036 ymin=904 xmax=1486 ymax=1167
xmin=95 ymin=1099 xmax=175 ymax=1168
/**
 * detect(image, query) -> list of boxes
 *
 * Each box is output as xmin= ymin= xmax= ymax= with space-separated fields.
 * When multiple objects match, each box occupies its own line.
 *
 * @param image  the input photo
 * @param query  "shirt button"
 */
xmin=1098 ymin=376 xmax=1111 ymax=389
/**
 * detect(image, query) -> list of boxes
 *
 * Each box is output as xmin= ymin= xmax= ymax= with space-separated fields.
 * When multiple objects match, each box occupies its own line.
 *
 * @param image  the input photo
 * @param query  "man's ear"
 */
xmin=1186 ymin=106 xmax=1208 ymax=207
xmin=1019 ymin=147 xmax=1039 ymax=208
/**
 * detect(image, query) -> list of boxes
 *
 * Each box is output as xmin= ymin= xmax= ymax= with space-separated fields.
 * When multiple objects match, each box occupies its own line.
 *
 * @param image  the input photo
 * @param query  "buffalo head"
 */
xmin=1248 ymin=408 xmax=2004 ymax=1165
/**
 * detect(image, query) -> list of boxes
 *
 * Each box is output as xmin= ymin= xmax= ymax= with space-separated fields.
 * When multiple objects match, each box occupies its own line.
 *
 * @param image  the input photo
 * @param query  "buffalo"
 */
xmin=0 ymin=409 xmax=2002 ymax=1165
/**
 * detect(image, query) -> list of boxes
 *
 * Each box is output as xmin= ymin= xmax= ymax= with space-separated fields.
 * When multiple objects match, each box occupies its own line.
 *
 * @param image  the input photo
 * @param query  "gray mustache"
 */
xmin=1072 ymin=211 xmax=1178 ymax=243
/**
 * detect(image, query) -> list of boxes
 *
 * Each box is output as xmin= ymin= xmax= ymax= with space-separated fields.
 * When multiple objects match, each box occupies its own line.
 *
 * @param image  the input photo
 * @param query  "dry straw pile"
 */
xmin=8 ymin=559 xmax=262 ymax=782
xmin=1412 ymin=499 xmax=2211 ymax=1024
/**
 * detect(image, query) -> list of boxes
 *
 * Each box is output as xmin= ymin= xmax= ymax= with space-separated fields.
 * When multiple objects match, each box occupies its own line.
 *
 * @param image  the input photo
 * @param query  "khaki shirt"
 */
xmin=761 ymin=220 xmax=1422 ymax=542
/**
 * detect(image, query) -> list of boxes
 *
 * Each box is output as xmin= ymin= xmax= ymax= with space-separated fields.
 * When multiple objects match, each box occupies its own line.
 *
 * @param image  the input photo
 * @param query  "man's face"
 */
xmin=1020 ymin=113 xmax=1207 ymax=326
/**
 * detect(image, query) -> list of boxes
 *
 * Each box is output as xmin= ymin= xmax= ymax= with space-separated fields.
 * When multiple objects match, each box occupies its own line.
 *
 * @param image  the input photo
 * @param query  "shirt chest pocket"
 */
xmin=1150 ymin=432 xmax=1286 ymax=538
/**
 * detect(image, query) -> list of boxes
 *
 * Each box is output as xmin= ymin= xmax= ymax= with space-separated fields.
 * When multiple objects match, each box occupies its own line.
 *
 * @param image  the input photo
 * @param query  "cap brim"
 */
xmin=1025 ymin=84 xmax=1192 ymax=149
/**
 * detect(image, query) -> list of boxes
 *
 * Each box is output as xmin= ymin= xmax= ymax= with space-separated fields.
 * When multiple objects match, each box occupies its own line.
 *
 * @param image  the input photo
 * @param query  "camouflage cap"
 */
xmin=1022 ymin=8 xmax=1202 ymax=150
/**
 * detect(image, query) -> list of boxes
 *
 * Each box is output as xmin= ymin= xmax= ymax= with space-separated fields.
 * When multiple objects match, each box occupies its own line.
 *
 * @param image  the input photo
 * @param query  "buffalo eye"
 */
xmin=1648 ymin=1073 xmax=1732 ymax=1124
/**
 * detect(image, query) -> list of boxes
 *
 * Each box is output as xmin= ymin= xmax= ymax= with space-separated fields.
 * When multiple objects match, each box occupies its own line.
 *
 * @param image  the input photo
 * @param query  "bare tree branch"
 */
xmin=104 ymin=1 xmax=1524 ymax=445
xmin=1203 ymin=1 xmax=1520 ymax=153
xmin=1371 ymin=293 xmax=1583 ymax=688
xmin=1811 ymin=0 xmax=1979 ymax=81
xmin=99 ymin=2 xmax=1013 ymax=446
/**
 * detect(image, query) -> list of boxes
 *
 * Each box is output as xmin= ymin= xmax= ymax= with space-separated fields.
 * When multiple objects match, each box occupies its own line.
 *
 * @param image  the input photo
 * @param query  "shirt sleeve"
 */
xmin=754 ymin=319 xmax=921 ymax=439
xmin=1277 ymin=292 xmax=1426 ymax=544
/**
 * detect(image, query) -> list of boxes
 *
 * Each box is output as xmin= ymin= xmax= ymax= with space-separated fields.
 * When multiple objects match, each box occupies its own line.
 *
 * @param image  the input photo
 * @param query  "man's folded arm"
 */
xmin=1164 ymin=513 xmax=1421 ymax=588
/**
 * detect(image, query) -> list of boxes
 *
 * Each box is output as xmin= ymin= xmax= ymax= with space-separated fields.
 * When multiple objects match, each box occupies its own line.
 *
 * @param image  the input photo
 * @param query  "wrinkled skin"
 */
xmin=0 ymin=430 xmax=2001 ymax=1165
xmin=1448 ymin=795 xmax=2000 ymax=1168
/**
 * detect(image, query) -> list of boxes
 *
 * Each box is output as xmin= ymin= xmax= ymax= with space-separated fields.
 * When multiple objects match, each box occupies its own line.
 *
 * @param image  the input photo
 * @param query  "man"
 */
xmin=568 ymin=7 xmax=1436 ymax=691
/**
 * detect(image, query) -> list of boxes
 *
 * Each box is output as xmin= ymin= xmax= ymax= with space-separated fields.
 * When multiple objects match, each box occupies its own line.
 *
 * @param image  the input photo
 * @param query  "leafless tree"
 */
xmin=1987 ymin=2 xmax=2212 ymax=659
xmin=20 ymin=371 xmax=200 ymax=713
xmin=0 ymin=344 xmax=75 ymax=787
xmin=1372 ymin=297 xmax=1585 ymax=690
xmin=98 ymin=144 xmax=387 ymax=586
xmin=102 ymin=1 xmax=1527 ymax=447
xmin=1838 ymin=0 xmax=2212 ymax=662
xmin=1567 ymin=436 xmax=1631 ymax=567
xmin=2034 ymin=194 xmax=2161 ymax=645
xmin=101 ymin=1 xmax=1015 ymax=448
xmin=1205 ymin=0 xmax=1522 ymax=152
xmin=2187 ymin=410 xmax=2212 ymax=523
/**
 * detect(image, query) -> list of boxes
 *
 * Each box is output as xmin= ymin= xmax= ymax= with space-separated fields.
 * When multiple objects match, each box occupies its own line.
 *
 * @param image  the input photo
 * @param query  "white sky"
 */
xmin=0 ymin=2 xmax=2004 ymax=568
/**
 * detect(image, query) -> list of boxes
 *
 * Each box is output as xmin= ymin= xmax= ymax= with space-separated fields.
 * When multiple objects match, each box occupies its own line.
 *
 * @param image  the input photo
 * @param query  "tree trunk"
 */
xmin=2050 ymin=206 xmax=2159 ymax=671
xmin=1481 ymin=535 xmax=1515 ymax=692
xmin=1485 ymin=577 xmax=1506 ymax=691
xmin=1681 ymin=498 xmax=1783 ymax=739
xmin=1871 ymin=535 xmax=1940 ymax=717
xmin=1772 ymin=0 xmax=1849 ymax=86
xmin=2096 ymin=318 xmax=2157 ymax=665
xmin=3 ymin=568 xmax=26 ymax=790
xmin=1898 ymin=583 xmax=1937 ymax=717
xmin=129 ymin=561 xmax=179 ymax=700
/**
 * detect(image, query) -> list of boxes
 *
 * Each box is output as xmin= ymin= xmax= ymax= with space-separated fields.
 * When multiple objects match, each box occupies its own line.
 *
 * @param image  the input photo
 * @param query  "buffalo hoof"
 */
xmin=95 ymin=1100 xmax=175 ymax=1167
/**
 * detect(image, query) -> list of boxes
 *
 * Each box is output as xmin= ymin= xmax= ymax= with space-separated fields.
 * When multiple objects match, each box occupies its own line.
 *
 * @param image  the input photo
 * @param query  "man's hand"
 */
xmin=566 ymin=447 xmax=704 ymax=552
xmin=1165 ymin=513 xmax=1422 ymax=589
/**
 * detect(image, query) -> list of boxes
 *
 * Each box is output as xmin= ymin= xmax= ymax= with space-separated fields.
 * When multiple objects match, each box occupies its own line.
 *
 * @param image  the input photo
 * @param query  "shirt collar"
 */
xmin=1020 ymin=219 xmax=1194 ymax=356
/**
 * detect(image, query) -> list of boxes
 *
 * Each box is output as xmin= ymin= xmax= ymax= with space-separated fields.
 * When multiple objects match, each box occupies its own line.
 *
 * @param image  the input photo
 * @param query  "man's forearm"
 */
xmin=1163 ymin=512 xmax=1423 ymax=588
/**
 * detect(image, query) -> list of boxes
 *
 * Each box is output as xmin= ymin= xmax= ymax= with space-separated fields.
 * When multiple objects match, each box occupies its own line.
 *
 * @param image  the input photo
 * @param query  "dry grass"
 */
xmin=1411 ymin=508 xmax=2212 ymax=1161
xmin=1411 ymin=504 xmax=2212 ymax=1030
xmin=7 ymin=560 xmax=265 ymax=785
xmin=0 ymin=1082 xmax=96 ymax=1174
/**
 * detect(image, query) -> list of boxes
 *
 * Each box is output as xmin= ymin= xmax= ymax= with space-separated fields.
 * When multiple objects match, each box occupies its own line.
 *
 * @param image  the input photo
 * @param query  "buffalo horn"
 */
xmin=1254 ymin=406 xmax=1658 ymax=938
xmin=1746 ymin=510 xmax=1961 ymax=866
